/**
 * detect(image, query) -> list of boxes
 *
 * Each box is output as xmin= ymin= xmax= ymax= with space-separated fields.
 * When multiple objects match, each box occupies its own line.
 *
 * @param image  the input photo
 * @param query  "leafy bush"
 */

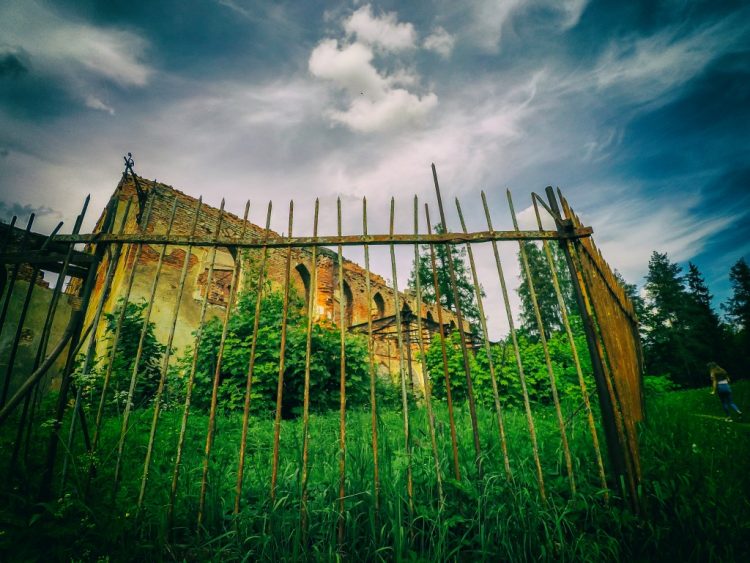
xmin=76 ymin=298 xmax=165 ymax=412
xmin=643 ymin=374 xmax=678 ymax=395
xmin=169 ymin=287 xmax=371 ymax=417
xmin=424 ymin=326 xmax=595 ymax=408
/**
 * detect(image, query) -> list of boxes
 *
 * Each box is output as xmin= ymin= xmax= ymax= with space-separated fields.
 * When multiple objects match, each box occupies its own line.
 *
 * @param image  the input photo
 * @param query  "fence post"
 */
xmin=38 ymin=193 xmax=117 ymax=501
xmin=544 ymin=186 xmax=629 ymax=497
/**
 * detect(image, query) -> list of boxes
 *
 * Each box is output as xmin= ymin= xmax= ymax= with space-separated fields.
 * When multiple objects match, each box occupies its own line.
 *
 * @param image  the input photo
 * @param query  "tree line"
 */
xmin=81 ymin=236 xmax=748 ymax=419
xmin=409 ymin=231 xmax=749 ymax=391
xmin=634 ymin=254 xmax=749 ymax=387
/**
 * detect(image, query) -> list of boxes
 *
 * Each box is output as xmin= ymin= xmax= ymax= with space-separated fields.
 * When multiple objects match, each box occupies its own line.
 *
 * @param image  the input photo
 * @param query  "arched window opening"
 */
xmin=293 ymin=263 xmax=311 ymax=308
xmin=343 ymin=280 xmax=354 ymax=327
xmin=372 ymin=292 xmax=385 ymax=319
xmin=426 ymin=311 xmax=434 ymax=323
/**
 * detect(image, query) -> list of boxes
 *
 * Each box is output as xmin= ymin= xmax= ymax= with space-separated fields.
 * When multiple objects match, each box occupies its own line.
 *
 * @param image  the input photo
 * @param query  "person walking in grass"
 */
xmin=708 ymin=362 xmax=743 ymax=421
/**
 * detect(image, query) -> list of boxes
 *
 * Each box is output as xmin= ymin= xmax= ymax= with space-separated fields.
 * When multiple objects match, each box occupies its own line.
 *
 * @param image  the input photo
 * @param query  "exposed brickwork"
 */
xmin=85 ymin=176 xmax=469 ymax=390
xmin=16 ymin=263 xmax=50 ymax=289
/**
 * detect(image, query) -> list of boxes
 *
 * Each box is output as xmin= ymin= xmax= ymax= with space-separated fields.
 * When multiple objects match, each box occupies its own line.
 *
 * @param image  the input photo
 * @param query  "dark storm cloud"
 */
xmin=0 ymin=200 xmax=58 ymax=223
xmin=0 ymin=0 xmax=747 ymax=325
xmin=0 ymin=53 xmax=28 ymax=78
xmin=54 ymin=0 xmax=320 ymax=78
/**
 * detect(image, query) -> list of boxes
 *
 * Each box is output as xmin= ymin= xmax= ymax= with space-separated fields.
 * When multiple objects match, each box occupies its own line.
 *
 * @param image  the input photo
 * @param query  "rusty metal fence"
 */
xmin=0 ymin=162 xmax=644 ymax=541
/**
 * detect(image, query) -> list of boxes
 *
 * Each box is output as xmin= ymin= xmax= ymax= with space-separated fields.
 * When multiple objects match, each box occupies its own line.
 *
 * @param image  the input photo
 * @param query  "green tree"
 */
xmin=722 ymin=257 xmax=750 ymax=376
xmin=81 ymin=299 xmax=166 ymax=411
xmin=641 ymin=252 xmax=698 ymax=386
xmin=423 ymin=330 xmax=593 ymax=409
xmin=517 ymin=242 xmax=577 ymax=339
xmin=614 ymin=269 xmax=646 ymax=322
xmin=171 ymin=286 xmax=370 ymax=417
xmin=408 ymin=223 xmax=484 ymax=334
xmin=684 ymin=262 xmax=725 ymax=370
xmin=723 ymin=257 xmax=750 ymax=331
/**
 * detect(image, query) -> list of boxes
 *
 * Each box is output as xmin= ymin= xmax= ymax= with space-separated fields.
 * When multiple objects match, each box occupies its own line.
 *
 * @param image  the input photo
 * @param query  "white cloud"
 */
xmin=343 ymin=4 xmax=417 ymax=52
xmin=423 ymin=27 xmax=455 ymax=58
xmin=463 ymin=0 xmax=524 ymax=53
xmin=591 ymin=19 xmax=745 ymax=105
xmin=565 ymin=185 xmax=741 ymax=285
xmin=556 ymin=0 xmax=589 ymax=30
xmin=0 ymin=0 xmax=152 ymax=110
xmin=44 ymin=26 xmax=151 ymax=87
xmin=84 ymin=95 xmax=115 ymax=115
xmin=515 ymin=204 xmax=557 ymax=231
xmin=329 ymin=89 xmax=438 ymax=132
xmin=460 ymin=0 xmax=589 ymax=53
xmin=309 ymin=33 xmax=437 ymax=132
xmin=309 ymin=39 xmax=387 ymax=98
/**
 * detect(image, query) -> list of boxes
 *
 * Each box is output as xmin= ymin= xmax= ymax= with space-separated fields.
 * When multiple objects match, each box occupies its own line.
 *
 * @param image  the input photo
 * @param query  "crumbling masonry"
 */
xmin=84 ymin=176 xmax=468 ymax=389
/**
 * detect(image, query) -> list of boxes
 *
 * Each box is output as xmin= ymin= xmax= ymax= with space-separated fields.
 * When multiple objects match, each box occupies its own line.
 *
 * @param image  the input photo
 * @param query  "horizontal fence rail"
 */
xmin=0 ymin=163 xmax=644 ymax=550
xmin=43 ymin=227 xmax=593 ymax=248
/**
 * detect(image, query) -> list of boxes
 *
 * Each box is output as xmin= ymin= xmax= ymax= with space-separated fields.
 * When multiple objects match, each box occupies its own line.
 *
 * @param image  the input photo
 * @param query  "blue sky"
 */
xmin=0 ymin=0 xmax=748 ymax=335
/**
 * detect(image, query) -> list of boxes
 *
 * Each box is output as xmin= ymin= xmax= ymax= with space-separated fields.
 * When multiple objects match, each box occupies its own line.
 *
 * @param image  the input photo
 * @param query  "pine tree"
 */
xmin=641 ymin=251 xmax=703 ymax=386
xmin=614 ymin=270 xmax=645 ymax=320
xmin=517 ymin=241 xmax=577 ymax=338
xmin=723 ymin=257 xmax=750 ymax=331
xmin=684 ymin=262 xmax=725 ymax=376
xmin=408 ymin=223 xmax=483 ymax=335
xmin=722 ymin=257 xmax=750 ymax=376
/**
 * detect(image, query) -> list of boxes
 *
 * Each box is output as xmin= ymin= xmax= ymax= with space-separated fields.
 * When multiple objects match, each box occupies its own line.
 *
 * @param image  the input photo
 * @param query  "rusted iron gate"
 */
xmin=0 ymin=162 xmax=643 ymax=539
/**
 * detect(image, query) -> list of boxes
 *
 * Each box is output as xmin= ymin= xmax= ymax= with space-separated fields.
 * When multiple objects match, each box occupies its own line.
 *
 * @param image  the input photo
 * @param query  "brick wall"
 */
xmin=84 ymin=176 xmax=468 ymax=392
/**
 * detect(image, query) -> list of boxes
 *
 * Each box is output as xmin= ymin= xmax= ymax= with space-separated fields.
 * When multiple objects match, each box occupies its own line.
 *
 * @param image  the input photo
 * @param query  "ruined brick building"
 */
xmin=84 ymin=175 xmax=468 ymax=389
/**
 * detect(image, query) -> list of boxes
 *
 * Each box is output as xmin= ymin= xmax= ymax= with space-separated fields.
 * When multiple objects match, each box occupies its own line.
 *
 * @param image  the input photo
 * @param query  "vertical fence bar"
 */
xmin=40 ymin=193 xmax=115 ymax=501
xmin=270 ymin=201 xmax=294 ymax=502
xmin=545 ymin=187 xmax=630 ymax=501
xmin=6 ymin=219 xmax=65 ymax=472
xmin=24 ymin=225 xmax=70 ymax=468
xmin=388 ymin=197 xmax=414 ymax=520
xmin=531 ymin=196 xmax=608 ymax=497
xmin=61 ymin=199 xmax=134 ymax=490
xmin=455 ymin=198 xmax=512 ymax=481
xmin=481 ymin=192 xmax=546 ymax=501
xmin=0 ymin=213 xmax=35 ymax=407
xmin=300 ymin=199 xmax=319 ymax=536
xmin=574 ymin=242 xmax=639 ymax=503
xmin=558 ymin=187 xmax=642 ymax=490
xmin=26 ymin=219 xmax=79 ymax=442
xmin=197 ymin=200 xmax=251 ymax=527
xmin=412 ymin=196 xmax=443 ymax=503
xmin=113 ymin=196 xmax=179 ymax=495
xmin=8 ymin=223 xmax=63 ymax=475
xmin=0 ymin=216 xmax=17 ymax=300
xmin=233 ymin=202 xmax=273 ymax=515
xmin=336 ymin=198 xmax=348 ymax=548
xmin=362 ymin=197 xmax=380 ymax=511
xmin=431 ymin=166 xmax=482 ymax=476
xmin=167 ymin=200 xmax=225 ymax=531
xmin=507 ymin=190 xmax=576 ymax=495
xmin=0 ymin=215 xmax=17 ymax=241
xmin=137 ymin=197 xmax=201 ymax=507
xmin=424 ymin=205 xmax=461 ymax=481
xmin=90 ymin=197 xmax=155 ymax=458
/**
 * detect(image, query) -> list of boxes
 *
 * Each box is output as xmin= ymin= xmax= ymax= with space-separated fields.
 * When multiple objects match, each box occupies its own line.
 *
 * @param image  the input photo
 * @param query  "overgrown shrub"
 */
xmin=169 ymin=287 xmax=371 ymax=417
xmin=424 ymin=328 xmax=595 ymax=408
xmin=76 ymin=298 xmax=165 ymax=412
xmin=643 ymin=374 xmax=678 ymax=395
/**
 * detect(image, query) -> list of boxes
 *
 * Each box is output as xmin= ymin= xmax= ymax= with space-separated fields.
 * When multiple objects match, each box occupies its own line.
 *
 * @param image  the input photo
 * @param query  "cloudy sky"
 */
xmin=1 ymin=0 xmax=748 ymax=336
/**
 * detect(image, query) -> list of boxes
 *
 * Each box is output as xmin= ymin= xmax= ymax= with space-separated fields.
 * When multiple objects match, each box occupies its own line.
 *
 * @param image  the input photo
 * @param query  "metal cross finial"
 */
xmin=123 ymin=152 xmax=135 ymax=175
xmin=122 ymin=152 xmax=148 ymax=224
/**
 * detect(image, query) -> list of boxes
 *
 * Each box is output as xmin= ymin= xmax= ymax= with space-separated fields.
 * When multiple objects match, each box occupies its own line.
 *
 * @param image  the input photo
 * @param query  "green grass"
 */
xmin=1 ymin=382 xmax=749 ymax=561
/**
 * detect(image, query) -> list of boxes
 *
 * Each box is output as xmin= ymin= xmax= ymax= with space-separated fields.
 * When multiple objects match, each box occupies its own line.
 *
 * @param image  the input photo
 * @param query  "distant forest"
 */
xmin=623 ymin=254 xmax=749 ymax=387
xmin=512 ymin=245 xmax=749 ymax=388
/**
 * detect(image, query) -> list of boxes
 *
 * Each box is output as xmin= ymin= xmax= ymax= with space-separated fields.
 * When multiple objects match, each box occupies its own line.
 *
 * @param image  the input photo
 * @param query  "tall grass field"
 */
xmin=1 ymin=382 xmax=748 ymax=561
